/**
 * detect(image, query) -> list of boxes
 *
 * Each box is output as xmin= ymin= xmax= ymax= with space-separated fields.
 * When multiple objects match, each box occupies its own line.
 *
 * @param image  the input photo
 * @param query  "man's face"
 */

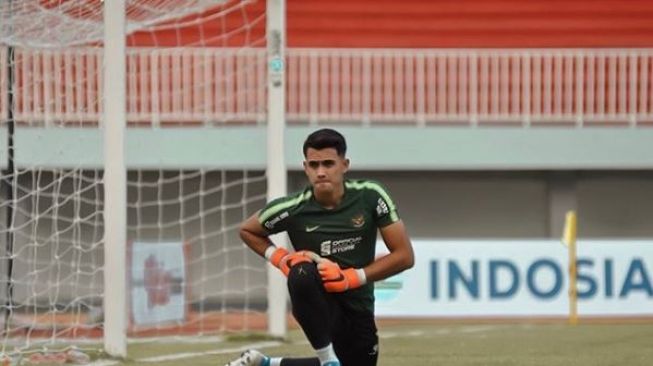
xmin=303 ymin=147 xmax=349 ymax=194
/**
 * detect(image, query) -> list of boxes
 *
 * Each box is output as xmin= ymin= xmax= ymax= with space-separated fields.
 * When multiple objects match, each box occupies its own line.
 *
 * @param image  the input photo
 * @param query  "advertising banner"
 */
xmin=374 ymin=240 xmax=653 ymax=317
xmin=130 ymin=241 xmax=187 ymax=326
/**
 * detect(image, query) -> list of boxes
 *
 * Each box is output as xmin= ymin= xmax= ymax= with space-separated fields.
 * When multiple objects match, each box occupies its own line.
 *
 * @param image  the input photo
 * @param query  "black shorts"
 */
xmin=328 ymin=296 xmax=379 ymax=366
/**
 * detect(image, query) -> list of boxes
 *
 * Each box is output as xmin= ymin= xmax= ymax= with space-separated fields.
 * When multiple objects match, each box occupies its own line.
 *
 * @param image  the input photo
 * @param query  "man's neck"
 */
xmin=313 ymin=184 xmax=345 ymax=209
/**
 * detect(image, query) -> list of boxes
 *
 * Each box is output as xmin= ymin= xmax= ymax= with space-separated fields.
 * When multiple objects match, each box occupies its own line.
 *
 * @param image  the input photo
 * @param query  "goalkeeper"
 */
xmin=226 ymin=128 xmax=414 ymax=366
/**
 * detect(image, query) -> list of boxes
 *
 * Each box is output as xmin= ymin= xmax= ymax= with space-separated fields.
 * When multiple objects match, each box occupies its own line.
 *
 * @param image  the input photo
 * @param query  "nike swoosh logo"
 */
xmin=305 ymin=225 xmax=320 ymax=232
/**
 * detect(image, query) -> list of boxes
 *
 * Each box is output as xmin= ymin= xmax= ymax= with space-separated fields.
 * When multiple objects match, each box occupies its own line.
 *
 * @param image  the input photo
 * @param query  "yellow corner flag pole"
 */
xmin=561 ymin=210 xmax=578 ymax=325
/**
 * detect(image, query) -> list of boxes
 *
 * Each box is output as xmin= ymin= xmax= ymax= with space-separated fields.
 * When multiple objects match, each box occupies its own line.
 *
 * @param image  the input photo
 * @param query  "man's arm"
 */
xmin=239 ymin=212 xmax=272 ymax=258
xmin=362 ymin=220 xmax=414 ymax=283
xmin=240 ymin=213 xmax=313 ymax=276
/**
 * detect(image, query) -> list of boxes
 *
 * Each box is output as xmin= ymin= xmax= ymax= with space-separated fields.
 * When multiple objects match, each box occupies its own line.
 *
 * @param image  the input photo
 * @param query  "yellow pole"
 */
xmin=562 ymin=211 xmax=578 ymax=325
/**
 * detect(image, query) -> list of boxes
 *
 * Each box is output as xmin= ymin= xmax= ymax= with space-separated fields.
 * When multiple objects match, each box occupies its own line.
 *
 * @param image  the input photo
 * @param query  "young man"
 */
xmin=226 ymin=128 xmax=414 ymax=366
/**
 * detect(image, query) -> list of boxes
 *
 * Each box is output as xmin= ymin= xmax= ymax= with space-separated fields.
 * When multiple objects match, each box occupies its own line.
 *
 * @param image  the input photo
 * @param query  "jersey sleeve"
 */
xmin=257 ymin=196 xmax=292 ymax=234
xmin=366 ymin=181 xmax=400 ymax=228
xmin=257 ymin=189 xmax=311 ymax=234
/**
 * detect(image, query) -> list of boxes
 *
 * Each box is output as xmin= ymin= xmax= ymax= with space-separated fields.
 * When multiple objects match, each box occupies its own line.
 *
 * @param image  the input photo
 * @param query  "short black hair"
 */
xmin=303 ymin=128 xmax=347 ymax=157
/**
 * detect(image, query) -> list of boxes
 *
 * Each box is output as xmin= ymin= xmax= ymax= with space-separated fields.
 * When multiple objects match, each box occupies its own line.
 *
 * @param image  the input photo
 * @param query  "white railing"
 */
xmin=1 ymin=47 xmax=653 ymax=127
xmin=0 ymin=47 xmax=268 ymax=126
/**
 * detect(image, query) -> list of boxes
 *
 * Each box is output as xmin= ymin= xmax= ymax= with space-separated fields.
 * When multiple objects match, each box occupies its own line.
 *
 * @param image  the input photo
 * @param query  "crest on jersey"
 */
xmin=351 ymin=213 xmax=365 ymax=228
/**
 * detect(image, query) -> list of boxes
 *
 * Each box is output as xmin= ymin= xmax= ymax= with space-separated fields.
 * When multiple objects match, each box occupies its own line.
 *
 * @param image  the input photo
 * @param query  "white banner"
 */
xmin=130 ymin=241 xmax=187 ymax=326
xmin=374 ymin=240 xmax=653 ymax=317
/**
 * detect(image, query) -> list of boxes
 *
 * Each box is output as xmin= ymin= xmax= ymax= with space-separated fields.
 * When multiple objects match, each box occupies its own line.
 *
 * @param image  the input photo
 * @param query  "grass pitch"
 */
xmin=103 ymin=322 xmax=653 ymax=366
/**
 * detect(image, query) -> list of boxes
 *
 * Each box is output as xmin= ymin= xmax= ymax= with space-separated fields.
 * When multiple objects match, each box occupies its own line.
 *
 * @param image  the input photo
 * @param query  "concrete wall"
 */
xmin=131 ymin=0 xmax=653 ymax=48
xmin=291 ymin=170 xmax=653 ymax=239
xmin=4 ymin=127 xmax=653 ymax=170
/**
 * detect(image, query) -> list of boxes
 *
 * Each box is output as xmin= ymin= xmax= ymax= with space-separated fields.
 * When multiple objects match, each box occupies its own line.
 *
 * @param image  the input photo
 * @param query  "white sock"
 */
xmin=315 ymin=344 xmax=338 ymax=365
xmin=268 ymin=358 xmax=282 ymax=366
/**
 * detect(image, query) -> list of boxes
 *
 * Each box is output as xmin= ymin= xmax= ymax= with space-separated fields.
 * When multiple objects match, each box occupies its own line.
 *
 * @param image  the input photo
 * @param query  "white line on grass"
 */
xmin=129 ymin=336 xmax=225 ymax=344
xmin=459 ymin=325 xmax=499 ymax=333
xmin=87 ymin=341 xmax=282 ymax=366
xmin=136 ymin=340 xmax=283 ymax=363
xmin=88 ymin=361 xmax=120 ymax=366
xmin=379 ymin=330 xmax=425 ymax=338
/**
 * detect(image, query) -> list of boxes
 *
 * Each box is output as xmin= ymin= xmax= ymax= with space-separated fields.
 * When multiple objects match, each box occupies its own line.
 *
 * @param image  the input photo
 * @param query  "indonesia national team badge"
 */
xmin=351 ymin=213 xmax=365 ymax=228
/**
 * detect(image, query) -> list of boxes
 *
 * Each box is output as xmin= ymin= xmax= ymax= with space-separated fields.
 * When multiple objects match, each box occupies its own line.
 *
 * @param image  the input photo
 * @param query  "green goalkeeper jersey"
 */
xmin=258 ymin=179 xmax=400 ymax=312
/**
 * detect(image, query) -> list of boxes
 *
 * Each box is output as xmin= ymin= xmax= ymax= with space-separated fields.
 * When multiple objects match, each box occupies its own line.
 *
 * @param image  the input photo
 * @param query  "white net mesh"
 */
xmin=0 ymin=1 xmax=233 ymax=47
xmin=1 ymin=0 xmax=269 ymax=358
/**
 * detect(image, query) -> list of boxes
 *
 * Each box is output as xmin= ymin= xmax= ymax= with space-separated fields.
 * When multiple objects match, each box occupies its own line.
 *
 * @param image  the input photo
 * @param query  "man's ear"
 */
xmin=343 ymin=158 xmax=350 ymax=172
xmin=303 ymin=160 xmax=309 ymax=174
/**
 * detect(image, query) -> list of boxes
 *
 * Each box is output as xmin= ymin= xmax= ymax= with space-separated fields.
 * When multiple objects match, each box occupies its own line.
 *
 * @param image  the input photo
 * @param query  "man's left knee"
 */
xmin=287 ymin=262 xmax=321 ymax=296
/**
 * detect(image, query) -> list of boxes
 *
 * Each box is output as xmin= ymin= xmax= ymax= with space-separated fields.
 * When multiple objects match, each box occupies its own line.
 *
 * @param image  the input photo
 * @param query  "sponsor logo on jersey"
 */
xmin=320 ymin=236 xmax=362 ymax=256
xmin=264 ymin=211 xmax=289 ymax=230
xmin=376 ymin=198 xmax=389 ymax=216
xmin=351 ymin=213 xmax=365 ymax=228
xmin=320 ymin=241 xmax=332 ymax=256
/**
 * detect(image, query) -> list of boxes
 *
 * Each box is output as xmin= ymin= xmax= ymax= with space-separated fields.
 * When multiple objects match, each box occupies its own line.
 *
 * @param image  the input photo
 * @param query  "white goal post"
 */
xmin=103 ymin=0 xmax=128 ymax=357
xmin=265 ymin=0 xmax=288 ymax=339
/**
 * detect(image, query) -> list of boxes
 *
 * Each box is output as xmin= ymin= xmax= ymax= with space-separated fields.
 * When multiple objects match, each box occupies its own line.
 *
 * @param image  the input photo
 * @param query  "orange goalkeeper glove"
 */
xmin=317 ymin=259 xmax=366 ymax=293
xmin=279 ymin=251 xmax=317 ymax=276
xmin=266 ymin=247 xmax=317 ymax=277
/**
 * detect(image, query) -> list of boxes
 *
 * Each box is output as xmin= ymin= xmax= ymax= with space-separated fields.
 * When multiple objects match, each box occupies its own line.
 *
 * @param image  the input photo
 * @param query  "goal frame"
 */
xmin=101 ymin=0 xmax=288 ymax=357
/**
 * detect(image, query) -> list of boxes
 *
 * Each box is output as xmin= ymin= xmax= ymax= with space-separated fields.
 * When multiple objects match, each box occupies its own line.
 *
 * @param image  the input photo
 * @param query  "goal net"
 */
xmin=1 ymin=0 xmax=271 ymax=359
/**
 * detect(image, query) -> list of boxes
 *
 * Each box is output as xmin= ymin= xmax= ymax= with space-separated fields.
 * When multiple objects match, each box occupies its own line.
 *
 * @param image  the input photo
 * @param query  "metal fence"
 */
xmin=1 ymin=47 xmax=652 ymax=126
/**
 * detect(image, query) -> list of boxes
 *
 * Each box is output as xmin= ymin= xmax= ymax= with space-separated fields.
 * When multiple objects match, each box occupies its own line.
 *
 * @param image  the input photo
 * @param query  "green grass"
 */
xmin=50 ymin=323 xmax=653 ymax=365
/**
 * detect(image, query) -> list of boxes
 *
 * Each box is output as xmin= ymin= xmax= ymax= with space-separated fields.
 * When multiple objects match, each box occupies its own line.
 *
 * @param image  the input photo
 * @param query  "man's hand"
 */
xmin=279 ymin=251 xmax=316 ymax=276
xmin=317 ymin=259 xmax=365 ymax=292
xmin=267 ymin=247 xmax=318 ymax=277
